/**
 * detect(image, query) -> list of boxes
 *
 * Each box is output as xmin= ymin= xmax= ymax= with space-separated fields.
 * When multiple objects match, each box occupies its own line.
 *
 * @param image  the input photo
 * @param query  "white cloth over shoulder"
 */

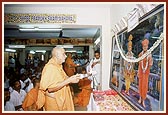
xmin=87 ymin=58 xmax=101 ymax=87
xmin=86 ymin=58 xmax=101 ymax=88
xmin=4 ymin=101 xmax=15 ymax=111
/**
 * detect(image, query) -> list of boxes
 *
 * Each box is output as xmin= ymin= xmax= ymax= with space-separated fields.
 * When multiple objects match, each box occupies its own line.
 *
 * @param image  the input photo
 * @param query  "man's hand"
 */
xmin=25 ymin=81 xmax=29 ymax=87
xmin=76 ymin=64 xmax=80 ymax=67
xmin=69 ymin=74 xmax=80 ymax=83
xmin=91 ymin=62 xmax=97 ymax=68
xmin=91 ymin=61 xmax=100 ymax=68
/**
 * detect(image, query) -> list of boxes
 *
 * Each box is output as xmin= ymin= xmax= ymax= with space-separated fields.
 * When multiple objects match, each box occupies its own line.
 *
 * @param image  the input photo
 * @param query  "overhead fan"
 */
xmin=58 ymin=30 xmax=70 ymax=38
xmin=58 ymin=30 xmax=72 ymax=44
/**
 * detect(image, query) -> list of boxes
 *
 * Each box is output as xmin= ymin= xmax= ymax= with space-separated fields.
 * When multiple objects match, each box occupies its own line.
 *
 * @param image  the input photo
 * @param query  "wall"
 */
xmin=4 ymin=4 xmax=111 ymax=90
xmin=110 ymin=4 xmax=136 ymax=35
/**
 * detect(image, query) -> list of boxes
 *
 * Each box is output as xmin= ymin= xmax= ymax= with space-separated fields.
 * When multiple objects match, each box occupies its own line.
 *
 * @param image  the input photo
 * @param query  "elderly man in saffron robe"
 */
xmin=138 ymin=39 xmax=153 ymax=107
xmin=39 ymin=47 xmax=80 ymax=111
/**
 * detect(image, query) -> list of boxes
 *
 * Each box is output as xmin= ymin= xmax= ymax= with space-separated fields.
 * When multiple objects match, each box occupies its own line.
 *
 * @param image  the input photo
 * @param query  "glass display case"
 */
xmin=110 ymin=4 xmax=165 ymax=111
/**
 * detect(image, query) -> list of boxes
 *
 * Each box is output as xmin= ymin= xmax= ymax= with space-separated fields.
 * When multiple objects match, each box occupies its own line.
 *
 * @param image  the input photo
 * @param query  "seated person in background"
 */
xmin=9 ymin=79 xmax=27 ymax=111
xmin=4 ymin=88 xmax=15 ymax=111
xmin=74 ymin=67 xmax=92 ymax=107
xmin=22 ymin=78 xmax=41 ymax=111
xmin=19 ymin=74 xmax=30 ymax=92
xmin=25 ymin=75 xmax=36 ymax=93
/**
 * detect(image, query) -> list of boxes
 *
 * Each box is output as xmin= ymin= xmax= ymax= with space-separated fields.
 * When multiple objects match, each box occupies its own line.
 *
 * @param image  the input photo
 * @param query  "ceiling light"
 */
xmin=76 ymin=51 xmax=83 ymax=53
xmin=57 ymin=45 xmax=73 ymax=48
xmin=66 ymin=50 xmax=76 ymax=53
xmin=19 ymin=28 xmax=62 ymax=32
xmin=19 ymin=24 xmax=61 ymax=29
xmin=19 ymin=25 xmax=62 ymax=32
xmin=30 ymin=50 xmax=35 ymax=54
xmin=8 ymin=45 xmax=25 ymax=48
xmin=36 ymin=50 xmax=46 ymax=53
xmin=5 ymin=48 xmax=16 ymax=52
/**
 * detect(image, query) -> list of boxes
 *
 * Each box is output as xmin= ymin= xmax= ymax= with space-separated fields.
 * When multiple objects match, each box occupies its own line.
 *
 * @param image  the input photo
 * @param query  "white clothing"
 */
xmin=27 ymin=59 xmax=32 ymax=65
xmin=87 ymin=58 xmax=101 ymax=89
xmin=9 ymin=58 xmax=15 ymax=68
xmin=24 ymin=78 xmax=32 ymax=93
xmin=20 ymin=80 xmax=25 ymax=90
xmin=4 ymin=101 xmax=15 ymax=111
xmin=34 ymin=59 xmax=38 ymax=67
xmin=9 ymin=87 xmax=13 ymax=93
xmin=20 ymin=78 xmax=31 ymax=91
xmin=10 ymin=89 xmax=26 ymax=106
xmin=4 ymin=79 xmax=10 ymax=89
xmin=20 ymin=68 xmax=25 ymax=74
xmin=87 ymin=93 xmax=98 ymax=111
xmin=26 ymin=83 xmax=33 ymax=93
xmin=24 ymin=78 xmax=31 ymax=84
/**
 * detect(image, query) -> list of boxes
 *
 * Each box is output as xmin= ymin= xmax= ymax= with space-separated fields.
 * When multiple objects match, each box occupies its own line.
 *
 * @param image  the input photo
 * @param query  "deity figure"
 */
xmin=138 ymin=38 xmax=153 ymax=107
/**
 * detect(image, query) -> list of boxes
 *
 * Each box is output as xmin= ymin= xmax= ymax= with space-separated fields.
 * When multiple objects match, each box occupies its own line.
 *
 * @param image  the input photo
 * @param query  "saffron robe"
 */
xmin=40 ymin=58 xmax=74 ymax=111
xmin=138 ymin=52 xmax=153 ymax=100
xmin=22 ymin=88 xmax=38 ymax=111
xmin=77 ymin=78 xmax=92 ymax=107
xmin=64 ymin=57 xmax=77 ymax=77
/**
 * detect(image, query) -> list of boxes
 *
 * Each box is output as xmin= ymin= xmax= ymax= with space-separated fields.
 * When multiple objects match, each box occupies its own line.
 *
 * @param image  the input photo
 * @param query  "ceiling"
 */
xmin=4 ymin=4 xmax=112 ymax=8
xmin=4 ymin=4 xmax=102 ymax=40
xmin=4 ymin=25 xmax=100 ymax=39
xmin=4 ymin=4 xmax=102 ymax=53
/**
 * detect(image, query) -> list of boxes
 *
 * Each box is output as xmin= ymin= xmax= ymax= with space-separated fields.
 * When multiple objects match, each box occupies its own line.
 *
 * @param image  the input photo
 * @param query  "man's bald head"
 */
xmin=51 ymin=47 xmax=67 ymax=64
xmin=52 ymin=47 xmax=64 ymax=57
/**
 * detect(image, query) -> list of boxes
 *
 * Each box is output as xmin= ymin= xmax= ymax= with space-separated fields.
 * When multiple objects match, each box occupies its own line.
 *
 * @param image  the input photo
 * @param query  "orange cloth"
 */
xmin=64 ymin=57 xmax=77 ymax=77
xmin=22 ymin=88 xmax=38 ymax=111
xmin=138 ymin=52 xmax=153 ymax=100
xmin=77 ymin=78 xmax=92 ymax=107
xmin=40 ymin=58 xmax=74 ymax=111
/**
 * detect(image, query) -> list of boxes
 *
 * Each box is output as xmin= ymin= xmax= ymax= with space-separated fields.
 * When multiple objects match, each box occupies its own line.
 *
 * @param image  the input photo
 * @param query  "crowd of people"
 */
xmin=4 ymin=47 xmax=101 ymax=111
xmin=4 ymin=55 xmax=44 ymax=111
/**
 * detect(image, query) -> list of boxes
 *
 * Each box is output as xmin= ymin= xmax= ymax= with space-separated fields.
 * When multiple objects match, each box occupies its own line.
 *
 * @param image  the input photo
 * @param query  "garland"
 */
xmin=114 ymin=33 xmax=164 ymax=63
xmin=141 ymin=51 xmax=149 ymax=73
